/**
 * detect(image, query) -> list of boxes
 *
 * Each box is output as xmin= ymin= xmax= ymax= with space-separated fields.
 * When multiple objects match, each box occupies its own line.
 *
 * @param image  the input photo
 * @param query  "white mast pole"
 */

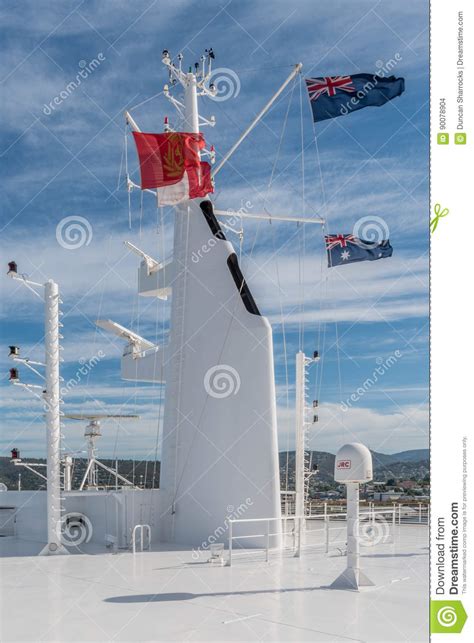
xmin=294 ymin=351 xmax=306 ymax=520
xmin=40 ymin=279 xmax=67 ymax=555
xmin=87 ymin=431 xmax=97 ymax=487
xmin=346 ymin=482 xmax=360 ymax=582
xmin=294 ymin=350 xmax=319 ymax=523
xmin=166 ymin=67 xmax=200 ymax=533
xmin=184 ymin=71 xmax=199 ymax=133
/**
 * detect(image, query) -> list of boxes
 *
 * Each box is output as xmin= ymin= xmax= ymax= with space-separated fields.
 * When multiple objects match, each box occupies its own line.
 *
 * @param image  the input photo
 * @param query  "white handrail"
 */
xmin=228 ymin=515 xmax=286 ymax=524
xmin=131 ymin=524 xmax=151 ymax=554
xmin=227 ymin=505 xmax=429 ymax=566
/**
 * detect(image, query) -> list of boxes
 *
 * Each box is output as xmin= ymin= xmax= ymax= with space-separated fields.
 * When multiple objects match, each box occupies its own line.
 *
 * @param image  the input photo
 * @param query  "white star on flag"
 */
xmin=341 ymin=250 xmax=350 ymax=261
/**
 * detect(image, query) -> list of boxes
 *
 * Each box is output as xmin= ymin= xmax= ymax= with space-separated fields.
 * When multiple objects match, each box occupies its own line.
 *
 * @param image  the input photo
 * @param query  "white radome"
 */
xmin=334 ymin=442 xmax=373 ymax=483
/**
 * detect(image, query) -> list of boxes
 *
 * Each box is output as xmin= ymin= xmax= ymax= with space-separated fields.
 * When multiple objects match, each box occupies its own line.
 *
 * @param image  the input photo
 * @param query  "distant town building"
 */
xmin=372 ymin=490 xmax=402 ymax=502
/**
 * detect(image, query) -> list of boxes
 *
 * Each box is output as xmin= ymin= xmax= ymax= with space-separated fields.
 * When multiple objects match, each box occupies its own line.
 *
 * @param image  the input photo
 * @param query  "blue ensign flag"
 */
xmin=306 ymin=74 xmax=405 ymax=122
xmin=325 ymin=234 xmax=393 ymax=268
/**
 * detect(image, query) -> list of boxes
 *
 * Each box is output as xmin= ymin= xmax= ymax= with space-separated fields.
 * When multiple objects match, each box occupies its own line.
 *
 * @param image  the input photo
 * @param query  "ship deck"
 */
xmin=0 ymin=524 xmax=428 ymax=642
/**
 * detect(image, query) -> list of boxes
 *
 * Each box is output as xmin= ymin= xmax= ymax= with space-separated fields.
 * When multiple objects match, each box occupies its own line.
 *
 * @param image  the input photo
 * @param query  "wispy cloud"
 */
xmin=0 ymin=0 xmax=429 ymax=456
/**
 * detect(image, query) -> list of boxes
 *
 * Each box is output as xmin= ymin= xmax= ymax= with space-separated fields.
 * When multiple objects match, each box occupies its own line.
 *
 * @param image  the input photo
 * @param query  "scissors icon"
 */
xmin=430 ymin=203 xmax=449 ymax=233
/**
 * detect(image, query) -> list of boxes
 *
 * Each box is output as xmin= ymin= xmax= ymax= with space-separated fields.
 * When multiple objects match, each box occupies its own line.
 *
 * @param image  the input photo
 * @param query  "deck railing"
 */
xmin=227 ymin=504 xmax=428 ymax=567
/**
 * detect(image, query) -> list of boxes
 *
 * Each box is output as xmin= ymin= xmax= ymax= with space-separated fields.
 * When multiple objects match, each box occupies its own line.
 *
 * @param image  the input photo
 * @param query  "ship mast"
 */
xmin=159 ymin=52 xmax=216 ymax=536
xmin=115 ymin=52 xmax=324 ymax=547
xmin=7 ymin=269 xmax=67 ymax=555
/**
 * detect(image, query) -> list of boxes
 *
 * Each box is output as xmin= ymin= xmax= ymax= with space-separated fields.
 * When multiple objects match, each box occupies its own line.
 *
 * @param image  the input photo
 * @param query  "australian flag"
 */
xmin=325 ymin=234 xmax=393 ymax=268
xmin=306 ymin=74 xmax=405 ymax=122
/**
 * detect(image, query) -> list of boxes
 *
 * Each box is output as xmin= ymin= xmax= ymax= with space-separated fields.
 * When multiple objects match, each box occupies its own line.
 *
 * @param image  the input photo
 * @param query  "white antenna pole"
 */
xmin=294 ymin=350 xmax=320 ymax=526
xmin=87 ymin=431 xmax=97 ymax=487
xmin=294 ymin=351 xmax=306 ymax=520
xmin=184 ymin=71 xmax=199 ymax=133
xmin=165 ymin=63 xmax=201 ymax=531
xmin=346 ymin=482 xmax=360 ymax=581
xmin=40 ymin=280 xmax=67 ymax=555
xmin=331 ymin=443 xmax=374 ymax=590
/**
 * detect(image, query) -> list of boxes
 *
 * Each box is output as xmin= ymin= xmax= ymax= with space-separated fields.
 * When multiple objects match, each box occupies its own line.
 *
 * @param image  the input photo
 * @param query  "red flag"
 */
xmin=156 ymin=161 xmax=214 ymax=206
xmin=132 ymin=132 xmax=205 ymax=190
xmin=156 ymin=162 xmax=214 ymax=206
xmin=188 ymin=161 xmax=213 ymax=198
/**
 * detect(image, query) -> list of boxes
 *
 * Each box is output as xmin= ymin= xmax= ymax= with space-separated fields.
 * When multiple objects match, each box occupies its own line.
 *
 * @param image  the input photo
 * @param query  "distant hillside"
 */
xmin=389 ymin=449 xmax=429 ymax=462
xmin=1 ymin=448 xmax=429 ymax=493
xmin=0 ymin=457 xmax=160 ymax=491
xmin=369 ymin=449 xmax=429 ymax=466
xmin=279 ymin=449 xmax=429 ymax=495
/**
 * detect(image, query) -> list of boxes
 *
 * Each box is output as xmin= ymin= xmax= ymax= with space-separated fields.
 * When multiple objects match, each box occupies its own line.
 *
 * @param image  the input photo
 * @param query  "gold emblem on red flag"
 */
xmin=163 ymin=133 xmax=185 ymax=180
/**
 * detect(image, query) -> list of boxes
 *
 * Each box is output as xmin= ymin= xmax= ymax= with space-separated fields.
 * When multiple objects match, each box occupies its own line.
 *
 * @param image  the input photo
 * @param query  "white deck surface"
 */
xmin=0 ymin=525 xmax=428 ymax=642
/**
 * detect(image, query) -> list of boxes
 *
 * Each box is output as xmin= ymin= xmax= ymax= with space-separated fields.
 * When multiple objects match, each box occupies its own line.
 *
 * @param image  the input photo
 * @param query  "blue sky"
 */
xmin=0 ymin=0 xmax=429 ymax=460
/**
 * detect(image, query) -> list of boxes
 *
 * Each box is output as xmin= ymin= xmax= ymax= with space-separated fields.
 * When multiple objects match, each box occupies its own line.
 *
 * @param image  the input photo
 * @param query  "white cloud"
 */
xmin=277 ymin=401 xmax=428 ymax=454
xmin=245 ymin=250 xmax=428 ymax=325
xmin=0 ymin=0 xmax=429 ymax=461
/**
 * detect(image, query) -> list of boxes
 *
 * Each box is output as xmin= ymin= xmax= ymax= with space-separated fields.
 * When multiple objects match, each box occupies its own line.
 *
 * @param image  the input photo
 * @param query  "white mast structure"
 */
xmin=7 ymin=265 xmax=67 ymax=555
xmin=63 ymin=413 xmax=139 ymax=489
xmin=294 ymin=350 xmax=320 ymax=519
xmin=157 ymin=51 xmax=284 ymax=546
xmin=41 ymin=279 xmax=65 ymax=555
xmin=102 ymin=52 xmax=325 ymax=547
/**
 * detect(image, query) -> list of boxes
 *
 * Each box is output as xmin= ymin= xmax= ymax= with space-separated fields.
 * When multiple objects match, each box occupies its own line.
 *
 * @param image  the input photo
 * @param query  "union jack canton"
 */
xmin=305 ymin=73 xmax=405 ymax=122
xmin=306 ymin=76 xmax=356 ymax=101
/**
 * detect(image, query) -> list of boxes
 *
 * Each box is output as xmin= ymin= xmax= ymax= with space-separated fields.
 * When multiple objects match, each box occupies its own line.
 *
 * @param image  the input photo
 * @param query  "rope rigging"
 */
xmin=261 ymin=76 xmax=297 ymax=496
